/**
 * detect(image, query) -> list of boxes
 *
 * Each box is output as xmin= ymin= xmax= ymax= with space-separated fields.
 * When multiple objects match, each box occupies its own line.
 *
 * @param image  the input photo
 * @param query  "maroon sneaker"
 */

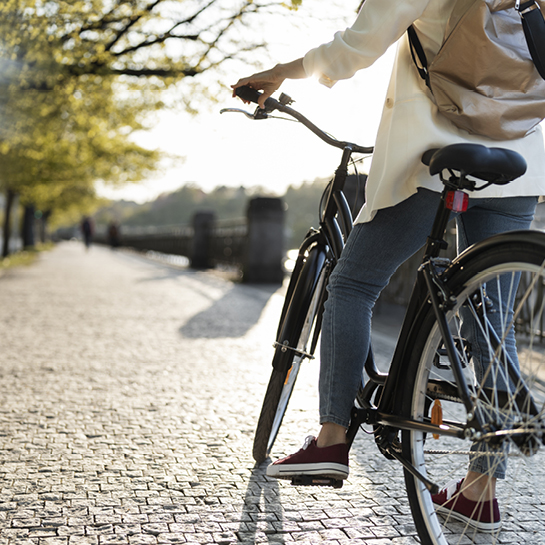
xmin=266 ymin=436 xmax=349 ymax=479
xmin=432 ymin=479 xmax=501 ymax=533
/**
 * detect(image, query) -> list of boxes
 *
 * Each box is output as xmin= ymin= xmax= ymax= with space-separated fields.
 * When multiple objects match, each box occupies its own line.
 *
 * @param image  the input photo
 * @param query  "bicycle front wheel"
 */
xmin=402 ymin=239 xmax=545 ymax=545
xmin=253 ymin=247 xmax=329 ymax=463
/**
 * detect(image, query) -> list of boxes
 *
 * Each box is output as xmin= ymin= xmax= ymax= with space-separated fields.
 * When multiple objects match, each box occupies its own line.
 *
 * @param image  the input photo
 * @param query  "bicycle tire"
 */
xmin=401 ymin=239 xmax=545 ymax=544
xmin=253 ymin=247 xmax=329 ymax=463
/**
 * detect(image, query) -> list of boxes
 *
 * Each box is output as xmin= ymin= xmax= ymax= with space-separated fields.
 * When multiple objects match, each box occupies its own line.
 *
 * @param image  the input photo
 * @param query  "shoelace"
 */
xmin=442 ymin=479 xmax=460 ymax=501
xmin=302 ymin=435 xmax=316 ymax=450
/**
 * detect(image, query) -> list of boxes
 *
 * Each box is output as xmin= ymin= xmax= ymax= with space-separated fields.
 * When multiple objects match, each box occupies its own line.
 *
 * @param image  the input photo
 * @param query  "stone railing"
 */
xmin=118 ymin=224 xmax=193 ymax=259
xmin=100 ymin=197 xmax=285 ymax=284
xmin=60 ymin=195 xmax=545 ymax=340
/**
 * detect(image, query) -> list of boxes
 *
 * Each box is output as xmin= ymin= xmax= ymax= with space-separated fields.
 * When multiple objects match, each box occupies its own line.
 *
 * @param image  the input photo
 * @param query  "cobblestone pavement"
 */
xmin=0 ymin=241 xmax=419 ymax=545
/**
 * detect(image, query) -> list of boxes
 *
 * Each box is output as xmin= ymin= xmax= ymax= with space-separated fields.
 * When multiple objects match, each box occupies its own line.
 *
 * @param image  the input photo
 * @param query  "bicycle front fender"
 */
xmin=272 ymin=245 xmax=328 ymax=372
xmin=277 ymin=231 xmax=323 ymax=338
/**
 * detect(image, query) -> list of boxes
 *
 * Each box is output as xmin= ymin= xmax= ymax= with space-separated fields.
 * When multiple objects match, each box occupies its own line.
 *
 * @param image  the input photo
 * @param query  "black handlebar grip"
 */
xmin=235 ymin=86 xmax=262 ymax=104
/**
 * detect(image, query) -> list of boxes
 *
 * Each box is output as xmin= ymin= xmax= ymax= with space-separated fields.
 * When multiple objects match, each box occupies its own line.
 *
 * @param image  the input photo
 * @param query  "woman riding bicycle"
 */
xmin=232 ymin=0 xmax=545 ymax=531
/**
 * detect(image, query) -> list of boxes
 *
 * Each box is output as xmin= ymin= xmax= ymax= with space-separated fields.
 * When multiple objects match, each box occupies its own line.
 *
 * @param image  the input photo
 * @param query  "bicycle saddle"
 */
xmin=422 ymin=143 xmax=527 ymax=185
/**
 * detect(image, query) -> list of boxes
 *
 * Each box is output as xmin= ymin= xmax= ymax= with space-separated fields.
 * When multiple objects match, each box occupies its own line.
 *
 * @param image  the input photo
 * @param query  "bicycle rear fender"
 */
xmin=272 ymin=245 xmax=328 ymax=372
xmin=383 ymin=229 xmax=545 ymax=413
xmin=443 ymin=229 xmax=545 ymax=285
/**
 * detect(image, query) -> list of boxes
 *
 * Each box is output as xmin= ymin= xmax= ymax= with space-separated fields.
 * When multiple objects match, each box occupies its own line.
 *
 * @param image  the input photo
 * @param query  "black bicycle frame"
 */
xmin=351 ymin=189 xmax=545 ymax=448
xmin=321 ymin=146 xmax=356 ymax=256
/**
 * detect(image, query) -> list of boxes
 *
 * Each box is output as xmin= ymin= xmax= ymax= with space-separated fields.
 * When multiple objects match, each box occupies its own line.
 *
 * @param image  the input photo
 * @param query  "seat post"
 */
xmin=423 ymin=188 xmax=452 ymax=260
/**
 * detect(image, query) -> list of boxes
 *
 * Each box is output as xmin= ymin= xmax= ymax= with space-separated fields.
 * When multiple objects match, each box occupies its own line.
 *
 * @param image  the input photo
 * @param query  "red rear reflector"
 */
xmin=445 ymin=190 xmax=468 ymax=212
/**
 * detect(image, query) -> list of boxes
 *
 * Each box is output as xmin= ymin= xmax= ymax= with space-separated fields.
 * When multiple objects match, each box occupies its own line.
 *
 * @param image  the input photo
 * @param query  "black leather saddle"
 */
xmin=422 ymin=143 xmax=527 ymax=185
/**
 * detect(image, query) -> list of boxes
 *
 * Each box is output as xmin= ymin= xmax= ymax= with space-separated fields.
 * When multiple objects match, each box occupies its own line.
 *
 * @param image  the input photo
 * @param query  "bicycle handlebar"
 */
xmin=233 ymin=86 xmax=374 ymax=155
xmin=234 ymin=86 xmax=280 ymax=110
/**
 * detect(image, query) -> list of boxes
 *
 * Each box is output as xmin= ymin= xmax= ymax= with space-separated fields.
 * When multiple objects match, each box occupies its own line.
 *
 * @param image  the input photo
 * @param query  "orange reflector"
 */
xmin=284 ymin=366 xmax=293 ymax=385
xmin=431 ymin=399 xmax=443 ymax=439
xmin=445 ymin=190 xmax=469 ymax=212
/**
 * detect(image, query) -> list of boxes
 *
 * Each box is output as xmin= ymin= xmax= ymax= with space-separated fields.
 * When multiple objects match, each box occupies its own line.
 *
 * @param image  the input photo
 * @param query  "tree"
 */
xmin=0 ymin=66 xmax=161 ymax=254
xmin=0 ymin=0 xmax=287 ymax=256
xmin=0 ymin=0 xmax=284 ymax=99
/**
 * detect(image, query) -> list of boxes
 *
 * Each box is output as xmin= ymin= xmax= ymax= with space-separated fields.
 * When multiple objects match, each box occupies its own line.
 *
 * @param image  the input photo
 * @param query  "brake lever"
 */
xmin=219 ymin=107 xmax=268 ymax=120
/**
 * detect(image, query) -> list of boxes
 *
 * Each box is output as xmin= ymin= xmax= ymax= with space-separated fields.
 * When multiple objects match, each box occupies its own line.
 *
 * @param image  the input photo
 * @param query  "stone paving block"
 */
xmin=58 ymin=527 xmax=85 ymax=537
xmin=3 ymin=242 xmax=533 ymax=545
xmin=390 ymin=538 xmax=422 ymax=545
xmin=128 ymin=536 xmax=157 ymax=545
xmin=156 ymin=534 xmax=187 ymax=544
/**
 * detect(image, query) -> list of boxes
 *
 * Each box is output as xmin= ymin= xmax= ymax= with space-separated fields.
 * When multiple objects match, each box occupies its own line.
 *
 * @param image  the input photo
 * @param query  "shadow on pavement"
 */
xmin=237 ymin=463 xmax=287 ymax=543
xmin=180 ymin=283 xmax=279 ymax=339
xmin=119 ymin=248 xmax=282 ymax=339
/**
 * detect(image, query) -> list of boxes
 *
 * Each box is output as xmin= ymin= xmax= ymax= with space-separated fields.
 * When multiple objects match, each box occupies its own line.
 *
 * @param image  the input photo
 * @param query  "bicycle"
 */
xmin=223 ymin=86 xmax=372 ymax=461
xmin=225 ymin=86 xmax=545 ymax=545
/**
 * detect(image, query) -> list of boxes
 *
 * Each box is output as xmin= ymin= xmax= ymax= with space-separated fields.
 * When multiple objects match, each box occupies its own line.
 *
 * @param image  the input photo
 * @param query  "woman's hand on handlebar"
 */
xmin=231 ymin=59 xmax=306 ymax=109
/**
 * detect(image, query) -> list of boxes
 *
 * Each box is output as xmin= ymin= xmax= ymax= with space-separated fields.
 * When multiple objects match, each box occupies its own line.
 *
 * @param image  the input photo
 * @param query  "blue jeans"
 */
xmin=319 ymin=189 xmax=537 ymax=476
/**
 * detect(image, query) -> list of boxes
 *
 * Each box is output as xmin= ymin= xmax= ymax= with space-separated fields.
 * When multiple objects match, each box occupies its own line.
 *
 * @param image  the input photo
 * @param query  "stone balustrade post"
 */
xmin=191 ymin=211 xmax=216 ymax=269
xmin=243 ymin=197 xmax=285 ymax=283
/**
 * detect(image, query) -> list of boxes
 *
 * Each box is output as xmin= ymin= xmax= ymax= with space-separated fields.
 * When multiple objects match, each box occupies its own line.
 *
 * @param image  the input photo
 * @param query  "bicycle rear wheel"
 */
xmin=253 ymin=246 xmax=329 ymax=463
xmin=402 ymin=239 xmax=545 ymax=544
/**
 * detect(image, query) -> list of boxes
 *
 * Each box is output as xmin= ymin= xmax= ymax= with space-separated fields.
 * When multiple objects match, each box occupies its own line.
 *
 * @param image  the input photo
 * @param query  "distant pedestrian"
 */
xmin=81 ymin=217 xmax=93 ymax=250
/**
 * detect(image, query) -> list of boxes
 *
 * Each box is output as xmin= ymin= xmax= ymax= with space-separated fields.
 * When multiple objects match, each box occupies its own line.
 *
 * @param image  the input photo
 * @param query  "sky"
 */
xmin=96 ymin=2 xmax=396 ymax=204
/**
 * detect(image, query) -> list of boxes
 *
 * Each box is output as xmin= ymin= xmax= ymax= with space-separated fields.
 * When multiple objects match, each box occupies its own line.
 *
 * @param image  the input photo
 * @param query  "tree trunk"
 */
xmin=39 ymin=210 xmax=51 ymax=244
xmin=22 ymin=203 xmax=36 ymax=249
xmin=2 ymin=189 xmax=15 ymax=258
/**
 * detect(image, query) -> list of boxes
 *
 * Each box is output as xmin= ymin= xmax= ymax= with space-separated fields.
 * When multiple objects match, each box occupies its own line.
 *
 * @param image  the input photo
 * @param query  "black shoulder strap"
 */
xmin=407 ymin=25 xmax=431 ymax=89
xmin=518 ymin=0 xmax=545 ymax=80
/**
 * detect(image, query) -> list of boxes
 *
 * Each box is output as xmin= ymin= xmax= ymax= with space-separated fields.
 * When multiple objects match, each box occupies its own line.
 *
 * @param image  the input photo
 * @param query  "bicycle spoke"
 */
xmin=403 ymin=252 xmax=545 ymax=544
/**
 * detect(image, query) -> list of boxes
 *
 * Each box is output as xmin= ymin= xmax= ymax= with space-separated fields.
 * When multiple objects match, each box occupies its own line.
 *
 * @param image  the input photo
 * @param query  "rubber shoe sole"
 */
xmin=266 ymin=461 xmax=349 ymax=479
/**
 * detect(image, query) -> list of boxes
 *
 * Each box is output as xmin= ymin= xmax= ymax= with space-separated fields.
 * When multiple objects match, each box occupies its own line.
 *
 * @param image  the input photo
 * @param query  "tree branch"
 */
xmin=109 ymin=0 xmax=217 ymax=57
xmin=103 ymin=0 xmax=164 ymax=53
xmin=111 ymin=32 xmax=199 ymax=58
xmin=193 ymin=1 xmax=262 ymax=71
xmin=108 ymin=67 xmax=201 ymax=77
xmin=60 ymin=1 xmax=129 ymax=43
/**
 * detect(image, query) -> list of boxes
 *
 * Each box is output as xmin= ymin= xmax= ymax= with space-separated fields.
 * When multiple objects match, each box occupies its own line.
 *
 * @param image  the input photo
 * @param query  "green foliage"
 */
xmin=0 ymin=0 xmax=270 ymax=84
xmin=0 ymin=242 xmax=54 ymax=271
xmin=0 ymin=0 xmax=279 ymax=241
xmin=92 ymin=200 xmax=143 ymax=228
xmin=283 ymin=0 xmax=302 ymax=10
xmin=97 ymin=185 xmax=262 ymax=228
xmin=283 ymin=180 xmax=328 ymax=247
xmin=86 ymin=180 xmax=330 ymax=249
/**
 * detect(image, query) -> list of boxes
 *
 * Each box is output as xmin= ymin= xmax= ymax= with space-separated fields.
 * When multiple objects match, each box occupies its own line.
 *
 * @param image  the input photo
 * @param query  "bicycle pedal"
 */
xmin=290 ymin=475 xmax=344 ymax=489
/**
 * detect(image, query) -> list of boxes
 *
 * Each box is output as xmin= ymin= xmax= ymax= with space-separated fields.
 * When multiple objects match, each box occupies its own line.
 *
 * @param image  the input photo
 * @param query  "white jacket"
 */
xmin=302 ymin=0 xmax=545 ymax=223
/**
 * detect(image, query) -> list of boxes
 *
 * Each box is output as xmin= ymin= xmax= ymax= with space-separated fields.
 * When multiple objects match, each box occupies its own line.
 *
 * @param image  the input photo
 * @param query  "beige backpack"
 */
xmin=408 ymin=0 xmax=545 ymax=140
